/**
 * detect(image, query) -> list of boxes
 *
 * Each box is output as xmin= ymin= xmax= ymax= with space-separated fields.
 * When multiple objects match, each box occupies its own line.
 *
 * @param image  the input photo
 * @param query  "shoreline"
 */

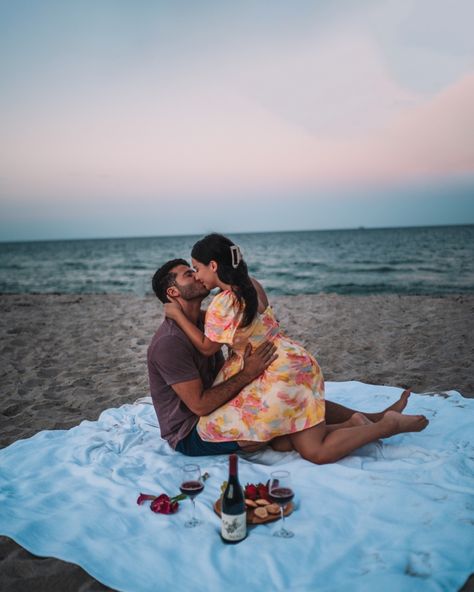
xmin=1 ymin=293 xmax=473 ymax=591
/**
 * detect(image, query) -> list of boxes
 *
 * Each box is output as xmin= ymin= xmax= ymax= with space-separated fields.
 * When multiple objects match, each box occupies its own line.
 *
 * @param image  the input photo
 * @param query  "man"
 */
xmin=148 ymin=259 xmax=411 ymax=457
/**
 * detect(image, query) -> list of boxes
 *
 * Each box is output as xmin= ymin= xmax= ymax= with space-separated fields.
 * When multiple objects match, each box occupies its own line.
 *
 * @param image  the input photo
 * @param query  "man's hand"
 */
xmin=241 ymin=340 xmax=277 ymax=382
xmin=163 ymin=301 xmax=183 ymax=321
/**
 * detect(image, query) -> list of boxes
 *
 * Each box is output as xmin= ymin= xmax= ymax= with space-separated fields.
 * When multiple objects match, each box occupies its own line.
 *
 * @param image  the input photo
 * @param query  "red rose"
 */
xmin=151 ymin=494 xmax=179 ymax=514
xmin=137 ymin=473 xmax=209 ymax=515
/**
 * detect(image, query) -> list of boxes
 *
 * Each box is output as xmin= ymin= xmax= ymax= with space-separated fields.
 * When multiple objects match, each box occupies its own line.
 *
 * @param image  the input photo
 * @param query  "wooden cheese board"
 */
xmin=213 ymin=498 xmax=294 ymax=525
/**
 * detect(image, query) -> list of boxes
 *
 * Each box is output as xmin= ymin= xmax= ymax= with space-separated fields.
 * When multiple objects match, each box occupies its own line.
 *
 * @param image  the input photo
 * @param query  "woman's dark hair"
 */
xmin=191 ymin=233 xmax=257 ymax=327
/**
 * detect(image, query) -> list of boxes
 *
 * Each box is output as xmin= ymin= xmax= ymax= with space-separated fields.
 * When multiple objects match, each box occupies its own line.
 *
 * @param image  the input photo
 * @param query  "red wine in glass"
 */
xmin=269 ymin=487 xmax=294 ymax=506
xmin=180 ymin=480 xmax=204 ymax=499
xmin=269 ymin=470 xmax=295 ymax=538
xmin=180 ymin=464 xmax=204 ymax=527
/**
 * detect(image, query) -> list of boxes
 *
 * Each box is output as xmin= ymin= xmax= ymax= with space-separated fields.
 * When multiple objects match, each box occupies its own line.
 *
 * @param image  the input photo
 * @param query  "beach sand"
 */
xmin=1 ymin=293 xmax=473 ymax=591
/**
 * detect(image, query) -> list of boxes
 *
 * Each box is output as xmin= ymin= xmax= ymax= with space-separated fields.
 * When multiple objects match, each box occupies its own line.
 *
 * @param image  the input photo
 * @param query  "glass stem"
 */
xmin=191 ymin=497 xmax=196 ymax=521
xmin=280 ymin=505 xmax=285 ymax=530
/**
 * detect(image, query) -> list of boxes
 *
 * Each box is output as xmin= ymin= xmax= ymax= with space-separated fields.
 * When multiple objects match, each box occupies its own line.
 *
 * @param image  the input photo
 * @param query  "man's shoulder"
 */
xmin=148 ymin=319 xmax=193 ymax=356
xmin=147 ymin=319 xmax=205 ymax=385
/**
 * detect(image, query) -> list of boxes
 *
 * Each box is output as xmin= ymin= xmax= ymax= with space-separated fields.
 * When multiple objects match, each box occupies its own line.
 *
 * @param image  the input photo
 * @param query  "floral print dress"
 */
xmin=197 ymin=290 xmax=325 ymax=442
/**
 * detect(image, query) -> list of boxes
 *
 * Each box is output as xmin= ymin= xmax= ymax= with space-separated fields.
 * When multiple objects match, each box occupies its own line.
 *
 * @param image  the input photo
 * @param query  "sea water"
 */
xmin=0 ymin=225 xmax=473 ymax=296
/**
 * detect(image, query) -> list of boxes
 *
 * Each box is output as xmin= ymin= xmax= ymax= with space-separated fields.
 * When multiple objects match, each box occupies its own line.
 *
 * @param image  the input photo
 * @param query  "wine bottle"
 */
xmin=221 ymin=454 xmax=247 ymax=543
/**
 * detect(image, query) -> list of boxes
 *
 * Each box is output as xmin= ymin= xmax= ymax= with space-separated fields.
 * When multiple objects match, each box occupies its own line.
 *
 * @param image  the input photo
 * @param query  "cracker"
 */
xmin=245 ymin=498 xmax=258 ymax=508
xmin=254 ymin=507 xmax=268 ymax=519
xmin=255 ymin=498 xmax=270 ymax=506
xmin=266 ymin=503 xmax=280 ymax=515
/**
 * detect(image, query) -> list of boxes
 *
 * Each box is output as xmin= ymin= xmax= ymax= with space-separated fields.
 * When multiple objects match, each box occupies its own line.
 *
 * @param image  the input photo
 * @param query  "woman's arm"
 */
xmin=164 ymin=302 xmax=222 ymax=356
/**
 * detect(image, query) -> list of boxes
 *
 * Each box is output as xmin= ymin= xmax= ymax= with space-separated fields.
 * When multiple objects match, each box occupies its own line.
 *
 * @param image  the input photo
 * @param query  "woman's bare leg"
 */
xmin=325 ymin=412 xmax=373 ymax=432
xmin=367 ymin=389 xmax=412 ymax=421
xmin=270 ymin=435 xmax=294 ymax=452
xmin=270 ymin=414 xmax=373 ymax=452
xmin=325 ymin=389 xmax=412 ymax=425
xmin=238 ymin=421 xmax=372 ymax=454
xmin=240 ymin=436 xmax=296 ymax=453
xmin=290 ymin=410 xmax=428 ymax=465
xmin=237 ymin=441 xmax=267 ymax=452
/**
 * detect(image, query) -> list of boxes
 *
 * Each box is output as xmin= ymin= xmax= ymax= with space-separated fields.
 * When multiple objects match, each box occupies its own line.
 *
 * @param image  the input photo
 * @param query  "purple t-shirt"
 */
xmin=147 ymin=318 xmax=223 ymax=449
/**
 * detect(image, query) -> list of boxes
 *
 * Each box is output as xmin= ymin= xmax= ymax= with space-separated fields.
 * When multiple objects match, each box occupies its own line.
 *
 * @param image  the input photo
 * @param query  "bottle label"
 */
xmin=221 ymin=511 xmax=247 ymax=541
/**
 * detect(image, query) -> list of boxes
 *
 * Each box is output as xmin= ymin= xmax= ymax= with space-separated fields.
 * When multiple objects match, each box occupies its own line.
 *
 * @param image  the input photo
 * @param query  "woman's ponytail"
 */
xmin=230 ymin=260 xmax=258 ymax=327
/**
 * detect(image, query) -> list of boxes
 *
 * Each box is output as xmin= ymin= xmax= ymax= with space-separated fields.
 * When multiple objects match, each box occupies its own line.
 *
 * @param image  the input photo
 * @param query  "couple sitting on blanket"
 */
xmin=148 ymin=233 xmax=428 ymax=464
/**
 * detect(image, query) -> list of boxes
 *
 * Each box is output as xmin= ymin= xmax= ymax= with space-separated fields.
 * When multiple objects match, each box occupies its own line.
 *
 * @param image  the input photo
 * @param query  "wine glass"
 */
xmin=179 ymin=464 xmax=204 ymax=528
xmin=269 ymin=470 xmax=295 ymax=538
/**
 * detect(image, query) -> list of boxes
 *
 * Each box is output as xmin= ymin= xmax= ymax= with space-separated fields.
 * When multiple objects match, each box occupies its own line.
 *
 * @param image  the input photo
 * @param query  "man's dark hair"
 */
xmin=152 ymin=258 xmax=189 ymax=303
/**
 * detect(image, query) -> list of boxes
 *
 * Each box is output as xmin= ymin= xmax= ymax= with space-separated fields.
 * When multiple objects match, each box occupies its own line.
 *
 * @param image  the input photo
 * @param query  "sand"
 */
xmin=1 ymin=293 xmax=473 ymax=591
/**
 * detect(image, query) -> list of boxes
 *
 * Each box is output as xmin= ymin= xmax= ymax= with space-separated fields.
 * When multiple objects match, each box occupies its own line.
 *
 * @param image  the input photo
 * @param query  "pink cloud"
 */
xmin=1 ymin=67 xmax=472 ymax=202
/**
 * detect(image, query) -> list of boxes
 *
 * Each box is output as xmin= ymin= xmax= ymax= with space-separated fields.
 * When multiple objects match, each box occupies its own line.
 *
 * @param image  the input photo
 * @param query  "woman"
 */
xmin=164 ymin=233 xmax=428 ymax=464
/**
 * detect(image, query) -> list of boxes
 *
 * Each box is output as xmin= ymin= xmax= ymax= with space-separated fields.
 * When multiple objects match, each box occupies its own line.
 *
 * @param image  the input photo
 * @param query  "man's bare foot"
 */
xmin=350 ymin=412 xmax=373 ymax=426
xmin=384 ymin=389 xmax=412 ymax=415
xmin=382 ymin=410 xmax=429 ymax=437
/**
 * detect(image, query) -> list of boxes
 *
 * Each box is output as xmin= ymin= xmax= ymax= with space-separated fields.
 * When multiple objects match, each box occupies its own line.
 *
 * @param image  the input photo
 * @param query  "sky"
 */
xmin=1 ymin=0 xmax=473 ymax=241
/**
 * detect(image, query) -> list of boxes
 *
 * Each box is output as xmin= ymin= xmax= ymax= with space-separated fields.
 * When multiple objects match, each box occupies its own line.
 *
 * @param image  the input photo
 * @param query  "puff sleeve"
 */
xmin=204 ymin=290 xmax=243 ymax=345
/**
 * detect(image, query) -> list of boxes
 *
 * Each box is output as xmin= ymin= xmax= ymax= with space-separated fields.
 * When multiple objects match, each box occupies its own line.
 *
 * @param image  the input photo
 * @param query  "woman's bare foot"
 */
xmin=381 ymin=410 xmax=429 ymax=437
xmin=350 ymin=412 xmax=373 ymax=426
xmin=384 ymin=389 xmax=412 ymax=414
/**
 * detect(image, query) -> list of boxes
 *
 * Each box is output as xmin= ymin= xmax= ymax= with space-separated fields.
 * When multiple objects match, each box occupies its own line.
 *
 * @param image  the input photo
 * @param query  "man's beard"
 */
xmin=176 ymin=281 xmax=210 ymax=301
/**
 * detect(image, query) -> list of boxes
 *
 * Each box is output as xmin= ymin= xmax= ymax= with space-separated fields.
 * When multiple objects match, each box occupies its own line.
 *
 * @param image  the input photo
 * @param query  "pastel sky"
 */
xmin=1 ymin=0 xmax=473 ymax=241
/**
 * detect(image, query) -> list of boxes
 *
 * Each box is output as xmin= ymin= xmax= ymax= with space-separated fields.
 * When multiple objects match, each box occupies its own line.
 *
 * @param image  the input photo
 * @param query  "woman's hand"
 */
xmin=163 ymin=301 xmax=184 ymax=320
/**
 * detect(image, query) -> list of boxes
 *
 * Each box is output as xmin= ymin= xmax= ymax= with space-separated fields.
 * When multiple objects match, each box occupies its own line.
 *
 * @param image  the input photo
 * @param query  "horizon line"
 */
xmin=0 ymin=221 xmax=473 ymax=245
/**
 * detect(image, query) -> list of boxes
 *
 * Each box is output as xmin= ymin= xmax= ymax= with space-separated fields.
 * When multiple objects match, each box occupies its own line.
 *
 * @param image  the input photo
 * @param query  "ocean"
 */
xmin=0 ymin=225 xmax=473 ymax=296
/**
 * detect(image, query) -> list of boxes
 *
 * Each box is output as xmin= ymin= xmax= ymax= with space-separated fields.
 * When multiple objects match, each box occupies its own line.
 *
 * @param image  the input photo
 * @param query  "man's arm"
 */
xmin=171 ymin=341 xmax=277 ymax=416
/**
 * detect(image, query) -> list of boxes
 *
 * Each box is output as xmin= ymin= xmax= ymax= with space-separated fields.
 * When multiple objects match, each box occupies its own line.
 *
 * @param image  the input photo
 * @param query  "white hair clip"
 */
xmin=230 ymin=245 xmax=242 ymax=268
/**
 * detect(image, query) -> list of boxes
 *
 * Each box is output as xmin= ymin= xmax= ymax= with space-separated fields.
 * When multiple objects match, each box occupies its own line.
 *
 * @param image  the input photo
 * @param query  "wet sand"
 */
xmin=1 ymin=293 xmax=473 ymax=591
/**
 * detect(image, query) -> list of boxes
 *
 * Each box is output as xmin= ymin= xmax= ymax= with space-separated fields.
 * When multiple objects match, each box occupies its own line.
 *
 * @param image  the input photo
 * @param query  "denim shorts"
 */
xmin=175 ymin=425 xmax=240 ymax=457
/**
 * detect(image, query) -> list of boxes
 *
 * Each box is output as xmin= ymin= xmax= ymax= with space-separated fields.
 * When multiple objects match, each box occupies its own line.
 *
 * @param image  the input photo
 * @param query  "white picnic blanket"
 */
xmin=0 ymin=381 xmax=473 ymax=592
